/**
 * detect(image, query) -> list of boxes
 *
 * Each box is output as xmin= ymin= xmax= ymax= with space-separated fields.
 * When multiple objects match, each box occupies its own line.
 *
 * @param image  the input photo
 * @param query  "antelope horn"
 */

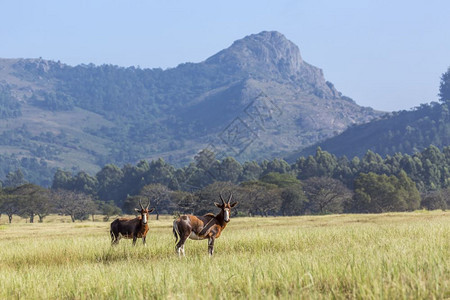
xmin=219 ymin=193 xmax=226 ymax=205
xmin=139 ymin=199 xmax=144 ymax=209
xmin=146 ymin=200 xmax=150 ymax=209
xmin=228 ymin=193 xmax=233 ymax=204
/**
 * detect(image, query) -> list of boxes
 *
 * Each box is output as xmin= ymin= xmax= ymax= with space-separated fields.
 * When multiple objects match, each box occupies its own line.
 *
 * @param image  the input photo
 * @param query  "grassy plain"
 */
xmin=0 ymin=211 xmax=449 ymax=299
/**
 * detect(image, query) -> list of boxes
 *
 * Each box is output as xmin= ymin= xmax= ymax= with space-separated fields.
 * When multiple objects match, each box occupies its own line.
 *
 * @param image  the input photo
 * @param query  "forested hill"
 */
xmin=290 ymin=67 xmax=450 ymax=160
xmin=0 ymin=31 xmax=380 ymax=185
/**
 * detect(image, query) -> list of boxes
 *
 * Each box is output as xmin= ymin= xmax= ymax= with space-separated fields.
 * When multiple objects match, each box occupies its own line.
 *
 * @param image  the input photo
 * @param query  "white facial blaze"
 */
xmin=224 ymin=209 xmax=230 ymax=221
xmin=142 ymin=214 xmax=147 ymax=224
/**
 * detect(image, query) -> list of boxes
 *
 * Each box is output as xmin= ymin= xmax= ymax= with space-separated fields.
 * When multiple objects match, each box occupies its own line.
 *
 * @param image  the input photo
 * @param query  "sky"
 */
xmin=1 ymin=0 xmax=449 ymax=112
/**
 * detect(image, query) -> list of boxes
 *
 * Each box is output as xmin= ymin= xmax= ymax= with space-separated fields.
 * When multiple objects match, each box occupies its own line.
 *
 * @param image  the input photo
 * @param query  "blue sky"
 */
xmin=1 ymin=0 xmax=449 ymax=111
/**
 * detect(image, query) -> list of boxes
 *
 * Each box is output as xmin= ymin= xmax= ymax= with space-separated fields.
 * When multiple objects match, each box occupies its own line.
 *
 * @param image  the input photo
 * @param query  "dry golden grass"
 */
xmin=0 ymin=211 xmax=449 ymax=299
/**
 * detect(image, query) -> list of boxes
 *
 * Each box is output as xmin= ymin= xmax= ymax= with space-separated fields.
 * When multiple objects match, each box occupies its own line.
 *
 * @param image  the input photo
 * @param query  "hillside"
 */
xmin=291 ymin=101 xmax=450 ymax=160
xmin=0 ymin=31 xmax=380 ymax=185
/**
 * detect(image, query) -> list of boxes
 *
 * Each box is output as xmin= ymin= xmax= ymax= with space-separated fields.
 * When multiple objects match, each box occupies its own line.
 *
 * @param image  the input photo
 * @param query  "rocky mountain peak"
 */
xmin=205 ymin=31 xmax=303 ymax=78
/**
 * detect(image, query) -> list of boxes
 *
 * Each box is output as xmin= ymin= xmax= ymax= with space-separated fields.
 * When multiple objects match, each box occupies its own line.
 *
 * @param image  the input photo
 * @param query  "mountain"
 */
xmin=0 ymin=31 xmax=380 ymax=185
xmin=289 ymin=101 xmax=450 ymax=161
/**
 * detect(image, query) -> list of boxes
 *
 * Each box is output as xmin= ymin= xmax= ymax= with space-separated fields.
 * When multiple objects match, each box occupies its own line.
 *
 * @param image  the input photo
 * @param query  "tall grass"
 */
xmin=0 ymin=211 xmax=448 ymax=299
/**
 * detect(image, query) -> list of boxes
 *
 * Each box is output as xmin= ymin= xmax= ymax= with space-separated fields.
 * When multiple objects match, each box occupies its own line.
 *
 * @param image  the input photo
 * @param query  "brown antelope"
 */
xmin=110 ymin=199 xmax=154 ymax=246
xmin=173 ymin=193 xmax=238 ymax=256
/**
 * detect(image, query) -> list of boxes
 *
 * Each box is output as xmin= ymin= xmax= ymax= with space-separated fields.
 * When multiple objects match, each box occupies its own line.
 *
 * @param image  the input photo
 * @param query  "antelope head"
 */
xmin=135 ymin=199 xmax=155 ymax=224
xmin=215 ymin=193 xmax=238 ymax=222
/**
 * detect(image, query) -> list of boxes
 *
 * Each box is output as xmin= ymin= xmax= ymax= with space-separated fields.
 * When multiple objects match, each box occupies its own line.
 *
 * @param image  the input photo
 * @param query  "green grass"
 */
xmin=0 ymin=212 xmax=449 ymax=299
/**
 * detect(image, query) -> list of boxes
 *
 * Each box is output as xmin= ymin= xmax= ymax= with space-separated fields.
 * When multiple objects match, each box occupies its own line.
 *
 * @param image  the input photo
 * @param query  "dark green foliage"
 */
xmin=439 ymin=67 xmax=450 ymax=103
xmin=30 ymin=91 xmax=74 ymax=111
xmin=3 ymin=169 xmax=27 ymax=188
xmin=421 ymin=189 xmax=449 ymax=211
xmin=349 ymin=172 xmax=420 ymax=213
xmin=0 ymin=85 xmax=21 ymax=119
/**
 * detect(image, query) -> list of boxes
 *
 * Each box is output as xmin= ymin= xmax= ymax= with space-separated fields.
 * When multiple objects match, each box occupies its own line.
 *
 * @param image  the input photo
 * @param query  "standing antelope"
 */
xmin=173 ymin=193 xmax=238 ymax=256
xmin=110 ymin=199 xmax=154 ymax=246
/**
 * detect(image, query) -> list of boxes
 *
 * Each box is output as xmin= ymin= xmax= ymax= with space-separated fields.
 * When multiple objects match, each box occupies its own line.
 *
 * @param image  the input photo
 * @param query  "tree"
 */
xmin=263 ymin=158 xmax=290 ymax=175
xmin=171 ymin=190 xmax=195 ymax=215
xmin=194 ymin=181 xmax=237 ymax=215
xmin=439 ymin=67 xmax=450 ymax=103
xmin=52 ymin=189 xmax=97 ymax=222
xmin=96 ymin=164 xmax=124 ymax=203
xmin=11 ymin=184 xmax=50 ymax=223
xmin=260 ymin=172 xmax=307 ymax=215
xmin=51 ymin=169 xmax=74 ymax=190
xmin=217 ymin=157 xmax=243 ymax=183
xmin=421 ymin=190 xmax=447 ymax=211
xmin=0 ymin=191 xmax=23 ymax=223
xmin=4 ymin=169 xmax=27 ymax=188
xmin=122 ymin=195 xmax=143 ymax=215
xmin=139 ymin=183 xmax=172 ymax=220
xmin=99 ymin=201 xmax=122 ymax=221
xmin=350 ymin=172 xmax=420 ymax=213
xmin=239 ymin=181 xmax=281 ymax=216
xmin=239 ymin=161 xmax=263 ymax=182
xmin=303 ymin=177 xmax=352 ymax=214
xmin=145 ymin=158 xmax=178 ymax=189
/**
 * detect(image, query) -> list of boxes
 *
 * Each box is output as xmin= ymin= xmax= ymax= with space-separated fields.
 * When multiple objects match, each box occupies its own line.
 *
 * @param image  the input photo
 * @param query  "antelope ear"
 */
xmin=134 ymin=208 xmax=140 ymax=212
xmin=230 ymin=202 xmax=238 ymax=208
xmin=214 ymin=202 xmax=222 ymax=208
xmin=148 ymin=208 xmax=155 ymax=213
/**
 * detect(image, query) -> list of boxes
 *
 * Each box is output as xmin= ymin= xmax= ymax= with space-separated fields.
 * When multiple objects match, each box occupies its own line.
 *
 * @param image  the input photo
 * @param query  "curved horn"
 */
xmin=138 ymin=199 xmax=144 ymax=209
xmin=146 ymin=200 xmax=150 ymax=209
xmin=227 ymin=193 xmax=233 ymax=204
xmin=219 ymin=193 xmax=226 ymax=205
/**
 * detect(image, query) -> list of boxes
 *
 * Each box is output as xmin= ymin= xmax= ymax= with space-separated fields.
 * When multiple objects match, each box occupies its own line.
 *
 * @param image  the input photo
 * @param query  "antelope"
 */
xmin=110 ymin=199 xmax=154 ymax=246
xmin=173 ymin=193 xmax=238 ymax=256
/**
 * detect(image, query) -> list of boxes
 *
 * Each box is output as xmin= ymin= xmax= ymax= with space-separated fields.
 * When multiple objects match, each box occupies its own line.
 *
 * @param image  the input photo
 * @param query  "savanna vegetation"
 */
xmin=0 ymin=212 xmax=448 ymax=299
xmin=2 ymin=144 xmax=450 ymax=223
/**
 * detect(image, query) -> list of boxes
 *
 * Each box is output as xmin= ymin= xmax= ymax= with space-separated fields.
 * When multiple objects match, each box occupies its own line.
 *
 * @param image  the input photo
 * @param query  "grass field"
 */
xmin=0 ymin=211 xmax=449 ymax=299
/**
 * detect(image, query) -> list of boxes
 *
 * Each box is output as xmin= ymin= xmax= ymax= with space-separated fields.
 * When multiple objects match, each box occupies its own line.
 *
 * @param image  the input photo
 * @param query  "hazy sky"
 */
xmin=1 ymin=0 xmax=449 ymax=112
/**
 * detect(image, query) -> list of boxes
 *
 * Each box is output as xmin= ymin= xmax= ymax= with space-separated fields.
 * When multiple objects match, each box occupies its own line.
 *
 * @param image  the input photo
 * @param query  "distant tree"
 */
xmin=194 ymin=181 xmax=237 ymax=215
xmin=99 ymin=200 xmax=122 ymax=221
xmin=303 ymin=177 xmax=352 ymax=214
xmin=350 ymin=172 xmax=420 ymax=213
xmin=239 ymin=181 xmax=281 ymax=216
xmin=11 ymin=184 xmax=51 ymax=223
xmin=239 ymin=161 xmax=263 ymax=182
xmin=72 ymin=171 xmax=98 ymax=196
xmin=279 ymin=186 xmax=306 ymax=216
xmin=263 ymin=158 xmax=290 ymax=175
xmin=4 ymin=169 xmax=27 ymax=188
xmin=51 ymin=189 xmax=96 ymax=222
xmin=144 ymin=158 xmax=178 ymax=189
xmin=439 ymin=67 xmax=450 ymax=103
xmin=139 ymin=183 xmax=172 ymax=220
xmin=216 ymin=157 xmax=243 ymax=183
xmin=122 ymin=195 xmax=143 ymax=215
xmin=260 ymin=172 xmax=307 ymax=215
xmin=171 ymin=190 xmax=196 ymax=215
xmin=96 ymin=164 xmax=123 ymax=203
xmin=120 ymin=161 xmax=148 ymax=200
xmin=51 ymin=169 xmax=74 ymax=190
xmin=0 ymin=191 xmax=22 ymax=223
xmin=421 ymin=190 xmax=447 ymax=210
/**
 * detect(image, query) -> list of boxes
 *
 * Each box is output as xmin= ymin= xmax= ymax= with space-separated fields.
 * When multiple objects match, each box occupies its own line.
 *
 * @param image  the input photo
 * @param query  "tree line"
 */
xmin=1 ymin=144 xmax=450 ymax=223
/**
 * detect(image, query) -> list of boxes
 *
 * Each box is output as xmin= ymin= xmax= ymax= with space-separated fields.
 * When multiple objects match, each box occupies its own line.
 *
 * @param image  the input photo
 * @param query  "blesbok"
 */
xmin=110 ymin=199 xmax=154 ymax=246
xmin=173 ymin=193 xmax=238 ymax=256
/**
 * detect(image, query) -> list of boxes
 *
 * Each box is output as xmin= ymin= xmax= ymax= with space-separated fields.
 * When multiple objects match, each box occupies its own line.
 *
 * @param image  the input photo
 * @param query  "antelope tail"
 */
xmin=172 ymin=220 xmax=180 ymax=244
